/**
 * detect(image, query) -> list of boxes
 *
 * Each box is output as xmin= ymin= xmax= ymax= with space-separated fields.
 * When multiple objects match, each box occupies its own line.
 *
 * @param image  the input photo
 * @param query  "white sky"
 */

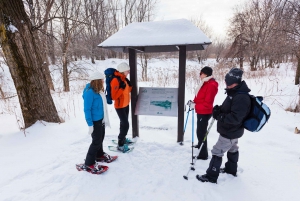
xmin=155 ymin=0 xmax=248 ymax=39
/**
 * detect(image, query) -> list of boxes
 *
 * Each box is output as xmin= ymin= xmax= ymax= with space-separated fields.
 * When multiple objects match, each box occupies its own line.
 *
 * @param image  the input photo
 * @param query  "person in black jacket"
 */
xmin=196 ymin=68 xmax=251 ymax=184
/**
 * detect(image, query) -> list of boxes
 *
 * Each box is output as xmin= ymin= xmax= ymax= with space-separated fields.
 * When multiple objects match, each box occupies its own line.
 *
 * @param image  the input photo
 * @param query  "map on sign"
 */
xmin=135 ymin=87 xmax=178 ymax=117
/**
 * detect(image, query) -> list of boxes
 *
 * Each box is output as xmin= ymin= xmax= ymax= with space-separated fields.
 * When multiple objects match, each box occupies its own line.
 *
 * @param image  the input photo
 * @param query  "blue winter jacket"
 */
xmin=82 ymin=83 xmax=104 ymax=126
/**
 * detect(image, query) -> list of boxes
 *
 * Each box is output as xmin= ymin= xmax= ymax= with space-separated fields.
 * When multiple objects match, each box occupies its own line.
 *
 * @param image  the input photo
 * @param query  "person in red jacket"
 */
xmin=191 ymin=66 xmax=218 ymax=160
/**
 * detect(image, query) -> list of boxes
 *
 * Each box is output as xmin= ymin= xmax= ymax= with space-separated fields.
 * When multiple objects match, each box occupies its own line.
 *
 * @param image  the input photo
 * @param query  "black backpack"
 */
xmin=240 ymin=93 xmax=271 ymax=132
xmin=104 ymin=68 xmax=121 ymax=104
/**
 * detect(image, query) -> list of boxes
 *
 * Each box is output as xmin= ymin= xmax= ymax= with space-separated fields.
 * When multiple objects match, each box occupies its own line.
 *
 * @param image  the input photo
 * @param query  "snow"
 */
xmin=1 ymin=58 xmax=300 ymax=201
xmin=99 ymin=19 xmax=211 ymax=47
xmin=7 ymin=24 xmax=18 ymax=33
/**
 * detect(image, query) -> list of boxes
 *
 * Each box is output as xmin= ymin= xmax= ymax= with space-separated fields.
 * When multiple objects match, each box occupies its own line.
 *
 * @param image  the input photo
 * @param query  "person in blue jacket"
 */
xmin=77 ymin=71 xmax=117 ymax=174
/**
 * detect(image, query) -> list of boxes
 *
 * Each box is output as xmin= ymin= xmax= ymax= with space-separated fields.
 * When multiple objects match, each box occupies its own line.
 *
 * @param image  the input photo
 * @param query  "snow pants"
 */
xmin=196 ymin=114 xmax=212 ymax=158
xmin=116 ymin=105 xmax=130 ymax=146
xmin=206 ymin=135 xmax=239 ymax=181
xmin=85 ymin=119 xmax=105 ymax=166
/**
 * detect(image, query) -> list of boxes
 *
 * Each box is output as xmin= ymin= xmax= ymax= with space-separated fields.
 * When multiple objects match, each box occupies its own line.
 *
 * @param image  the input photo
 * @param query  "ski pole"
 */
xmin=183 ymin=118 xmax=215 ymax=180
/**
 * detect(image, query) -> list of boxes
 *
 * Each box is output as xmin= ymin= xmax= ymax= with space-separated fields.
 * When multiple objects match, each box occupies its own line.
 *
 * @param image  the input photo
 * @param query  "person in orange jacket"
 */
xmin=110 ymin=62 xmax=132 ymax=152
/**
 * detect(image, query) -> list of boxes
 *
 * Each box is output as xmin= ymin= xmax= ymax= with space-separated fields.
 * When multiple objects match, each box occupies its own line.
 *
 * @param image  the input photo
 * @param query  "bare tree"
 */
xmin=190 ymin=16 xmax=213 ymax=63
xmin=279 ymin=0 xmax=300 ymax=85
xmin=0 ymin=0 xmax=60 ymax=128
xmin=24 ymin=0 xmax=56 ymax=90
xmin=55 ymin=0 xmax=85 ymax=92
xmin=213 ymin=38 xmax=227 ymax=62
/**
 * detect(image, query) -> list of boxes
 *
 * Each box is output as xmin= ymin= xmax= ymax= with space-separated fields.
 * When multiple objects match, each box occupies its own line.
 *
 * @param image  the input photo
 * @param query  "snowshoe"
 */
xmin=112 ymin=138 xmax=136 ymax=145
xmin=76 ymin=163 xmax=108 ymax=174
xmin=108 ymin=144 xmax=134 ymax=153
xmin=96 ymin=153 xmax=118 ymax=163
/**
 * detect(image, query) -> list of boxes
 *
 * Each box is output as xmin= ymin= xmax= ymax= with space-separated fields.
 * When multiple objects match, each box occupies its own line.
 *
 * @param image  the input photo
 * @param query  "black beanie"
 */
xmin=200 ymin=66 xmax=213 ymax=76
xmin=225 ymin=68 xmax=243 ymax=86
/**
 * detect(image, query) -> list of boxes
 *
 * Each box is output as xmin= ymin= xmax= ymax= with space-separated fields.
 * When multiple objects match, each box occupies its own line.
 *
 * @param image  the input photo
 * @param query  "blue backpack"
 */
xmin=104 ymin=68 xmax=121 ymax=104
xmin=242 ymin=94 xmax=271 ymax=132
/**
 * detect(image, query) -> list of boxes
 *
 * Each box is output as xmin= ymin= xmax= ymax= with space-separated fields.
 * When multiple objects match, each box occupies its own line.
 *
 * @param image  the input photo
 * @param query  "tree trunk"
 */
xmin=39 ymin=0 xmax=55 ymax=91
xmin=0 ymin=0 xmax=60 ymax=128
xmin=48 ymin=21 xmax=56 ymax=65
xmin=62 ymin=53 xmax=70 ymax=92
xmin=239 ymin=57 xmax=244 ymax=70
xmin=295 ymin=55 xmax=300 ymax=85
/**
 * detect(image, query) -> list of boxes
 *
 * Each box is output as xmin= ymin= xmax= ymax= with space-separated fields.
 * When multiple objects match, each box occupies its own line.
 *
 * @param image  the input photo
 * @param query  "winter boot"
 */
xmin=197 ymin=155 xmax=208 ymax=160
xmin=205 ymin=155 xmax=222 ymax=181
xmin=220 ymin=168 xmax=237 ymax=177
xmin=224 ymin=151 xmax=238 ymax=176
xmin=117 ymin=144 xmax=130 ymax=153
xmin=118 ymin=138 xmax=125 ymax=146
xmin=96 ymin=153 xmax=118 ymax=163
xmin=124 ymin=138 xmax=135 ymax=145
xmin=196 ymin=174 xmax=217 ymax=183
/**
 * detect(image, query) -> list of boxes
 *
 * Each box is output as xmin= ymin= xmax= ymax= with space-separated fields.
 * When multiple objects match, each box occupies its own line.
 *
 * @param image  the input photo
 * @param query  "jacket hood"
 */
xmin=84 ymin=83 xmax=91 ymax=90
xmin=225 ymin=80 xmax=251 ymax=96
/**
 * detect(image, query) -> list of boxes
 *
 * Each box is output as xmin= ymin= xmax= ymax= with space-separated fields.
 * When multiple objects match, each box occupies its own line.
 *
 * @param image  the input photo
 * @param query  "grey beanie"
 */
xmin=225 ymin=68 xmax=243 ymax=86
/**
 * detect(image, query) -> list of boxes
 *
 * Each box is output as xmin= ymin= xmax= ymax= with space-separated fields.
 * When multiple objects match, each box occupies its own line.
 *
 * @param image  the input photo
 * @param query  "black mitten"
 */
xmin=212 ymin=105 xmax=221 ymax=120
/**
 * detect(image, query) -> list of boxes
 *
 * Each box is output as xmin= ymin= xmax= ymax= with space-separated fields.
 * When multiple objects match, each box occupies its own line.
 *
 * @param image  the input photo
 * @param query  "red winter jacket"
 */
xmin=193 ymin=78 xmax=218 ymax=114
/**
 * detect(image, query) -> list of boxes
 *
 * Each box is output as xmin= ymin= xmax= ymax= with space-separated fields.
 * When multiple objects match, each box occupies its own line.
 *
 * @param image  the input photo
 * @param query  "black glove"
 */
xmin=212 ymin=105 xmax=221 ymax=120
xmin=119 ymin=81 xmax=126 ymax=89
xmin=125 ymin=78 xmax=132 ymax=87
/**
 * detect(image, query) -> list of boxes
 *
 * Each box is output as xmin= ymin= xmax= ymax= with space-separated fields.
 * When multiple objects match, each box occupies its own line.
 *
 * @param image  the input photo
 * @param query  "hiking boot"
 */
xmin=117 ymin=144 xmax=130 ymax=153
xmin=196 ymin=174 xmax=217 ymax=183
xmin=220 ymin=168 xmax=237 ymax=177
xmin=96 ymin=153 xmax=118 ymax=163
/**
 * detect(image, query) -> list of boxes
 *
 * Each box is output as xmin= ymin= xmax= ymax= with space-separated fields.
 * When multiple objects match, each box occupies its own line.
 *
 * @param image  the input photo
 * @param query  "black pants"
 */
xmin=196 ymin=114 xmax=212 ymax=158
xmin=116 ymin=105 xmax=130 ymax=145
xmin=85 ymin=119 xmax=105 ymax=166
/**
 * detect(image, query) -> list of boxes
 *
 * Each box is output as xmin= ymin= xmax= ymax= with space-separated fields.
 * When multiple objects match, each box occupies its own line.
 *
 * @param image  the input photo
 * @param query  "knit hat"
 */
xmin=89 ymin=71 xmax=104 ymax=81
xmin=200 ymin=66 xmax=213 ymax=76
xmin=225 ymin=68 xmax=243 ymax=86
xmin=117 ymin=62 xmax=130 ymax=72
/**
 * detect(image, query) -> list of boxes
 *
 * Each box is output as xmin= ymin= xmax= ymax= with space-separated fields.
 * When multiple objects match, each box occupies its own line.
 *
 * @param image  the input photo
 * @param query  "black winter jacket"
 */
xmin=217 ymin=81 xmax=251 ymax=139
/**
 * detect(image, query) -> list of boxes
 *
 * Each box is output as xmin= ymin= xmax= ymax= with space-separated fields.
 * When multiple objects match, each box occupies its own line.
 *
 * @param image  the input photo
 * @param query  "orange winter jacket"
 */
xmin=110 ymin=71 xmax=132 ymax=109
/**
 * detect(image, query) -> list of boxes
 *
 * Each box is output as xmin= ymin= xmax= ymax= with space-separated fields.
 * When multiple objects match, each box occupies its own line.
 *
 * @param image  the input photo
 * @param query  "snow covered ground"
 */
xmin=0 ymin=58 xmax=300 ymax=201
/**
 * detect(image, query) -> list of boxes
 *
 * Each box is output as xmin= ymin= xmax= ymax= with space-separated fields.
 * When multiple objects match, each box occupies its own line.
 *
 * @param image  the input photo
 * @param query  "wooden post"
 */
xmin=177 ymin=46 xmax=186 ymax=142
xmin=128 ymin=48 xmax=139 ymax=138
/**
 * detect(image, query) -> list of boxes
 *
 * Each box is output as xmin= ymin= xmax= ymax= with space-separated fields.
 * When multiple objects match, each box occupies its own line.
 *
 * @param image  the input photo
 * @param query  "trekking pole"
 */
xmin=183 ymin=109 xmax=190 ymax=133
xmin=191 ymin=108 xmax=195 ymax=165
xmin=180 ymin=102 xmax=192 ymax=145
xmin=183 ymin=118 xmax=215 ymax=180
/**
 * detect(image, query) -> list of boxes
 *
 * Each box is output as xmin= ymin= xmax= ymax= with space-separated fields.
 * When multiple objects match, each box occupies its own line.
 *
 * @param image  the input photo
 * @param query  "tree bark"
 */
xmin=0 ymin=0 xmax=60 ymax=128
xmin=295 ymin=55 xmax=300 ymax=85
